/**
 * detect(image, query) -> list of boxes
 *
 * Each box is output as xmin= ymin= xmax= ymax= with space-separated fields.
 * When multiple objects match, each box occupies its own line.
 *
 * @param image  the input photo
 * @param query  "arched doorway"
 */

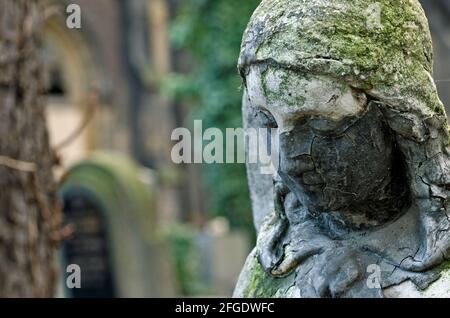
xmin=42 ymin=14 xmax=116 ymax=298
xmin=62 ymin=188 xmax=116 ymax=298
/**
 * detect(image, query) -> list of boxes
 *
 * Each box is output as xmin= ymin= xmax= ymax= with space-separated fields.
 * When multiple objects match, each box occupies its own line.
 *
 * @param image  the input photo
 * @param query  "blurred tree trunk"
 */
xmin=0 ymin=0 xmax=61 ymax=297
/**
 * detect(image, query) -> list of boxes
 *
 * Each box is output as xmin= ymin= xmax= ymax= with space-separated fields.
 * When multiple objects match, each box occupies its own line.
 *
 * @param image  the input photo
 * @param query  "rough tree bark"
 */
xmin=0 ymin=0 xmax=61 ymax=297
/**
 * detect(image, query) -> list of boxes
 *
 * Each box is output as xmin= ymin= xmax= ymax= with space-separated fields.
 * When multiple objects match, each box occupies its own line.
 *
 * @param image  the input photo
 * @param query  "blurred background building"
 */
xmin=421 ymin=0 xmax=450 ymax=116
xmin=43 ymin=0 xmax=255 ymax=297
xmin=40 ymin=0 xmax=450 ymax=297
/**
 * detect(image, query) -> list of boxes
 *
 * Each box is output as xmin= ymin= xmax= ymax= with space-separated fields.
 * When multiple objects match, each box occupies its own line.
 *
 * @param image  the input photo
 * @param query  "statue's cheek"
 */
xmin=311 ymin=106 xmax=395 ymax=203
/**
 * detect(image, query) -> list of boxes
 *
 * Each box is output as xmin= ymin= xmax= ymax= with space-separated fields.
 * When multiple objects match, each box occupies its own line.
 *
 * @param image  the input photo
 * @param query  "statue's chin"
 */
xmin=254 ymin=193 xmax=447 ymax=297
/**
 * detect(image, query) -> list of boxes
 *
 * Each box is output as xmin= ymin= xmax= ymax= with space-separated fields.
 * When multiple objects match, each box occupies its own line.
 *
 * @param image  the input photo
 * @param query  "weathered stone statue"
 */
xmin=234 ymin=0 xmax=450 ymax=298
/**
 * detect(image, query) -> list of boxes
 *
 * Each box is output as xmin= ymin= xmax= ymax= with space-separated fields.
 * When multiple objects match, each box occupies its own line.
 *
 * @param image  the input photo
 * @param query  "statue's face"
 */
xmin=245 ymin=65 xmax=398 ymax=218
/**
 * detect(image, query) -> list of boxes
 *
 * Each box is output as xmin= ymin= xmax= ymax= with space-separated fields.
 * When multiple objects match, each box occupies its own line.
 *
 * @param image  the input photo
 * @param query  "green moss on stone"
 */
xmin=240 ymin=0 xmax=446 ymax=117
xmin=262 ymin=67 xmax=307 ymax=107
xmin=243 ymin=253 xmax=296 ymax=297
xmin=438 ymin=260 xmax=450 ymax=273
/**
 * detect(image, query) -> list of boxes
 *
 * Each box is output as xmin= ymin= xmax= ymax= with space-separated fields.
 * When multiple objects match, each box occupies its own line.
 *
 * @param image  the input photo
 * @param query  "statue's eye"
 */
xmin=308 ymin=116 xmax=360 ymax=136
xmin=256 ymin=110 xmax=278 ymax=128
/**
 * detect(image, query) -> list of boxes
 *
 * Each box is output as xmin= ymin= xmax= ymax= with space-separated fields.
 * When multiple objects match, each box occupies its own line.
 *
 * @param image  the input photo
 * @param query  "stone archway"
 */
xmin=43 ymin=15 xmax=103 ymax=170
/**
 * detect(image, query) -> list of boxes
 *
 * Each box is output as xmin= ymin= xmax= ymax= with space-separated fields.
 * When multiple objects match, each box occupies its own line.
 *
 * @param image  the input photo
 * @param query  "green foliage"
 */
xmin=163 ymin=223 xmax=209 ymax=296
xmin=168 ymin=0 xmax=260 ymax=237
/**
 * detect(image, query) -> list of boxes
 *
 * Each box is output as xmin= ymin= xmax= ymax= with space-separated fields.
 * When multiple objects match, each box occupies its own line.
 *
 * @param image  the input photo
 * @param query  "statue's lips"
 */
xmin=273 ymin=181 xmax=301 ymax=220
xmin=260 ymin=174 xmax=319 ymax=277
xmin=261 ymin=177 xmax=322 ymax=277
xmin=276 ymin=171 xmax=321 ymax=217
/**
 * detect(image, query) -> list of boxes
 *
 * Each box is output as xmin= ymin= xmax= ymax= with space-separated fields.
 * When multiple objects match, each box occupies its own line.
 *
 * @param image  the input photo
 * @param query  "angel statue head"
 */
xmin=234 ymin=0 xmax=450 ymax=298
